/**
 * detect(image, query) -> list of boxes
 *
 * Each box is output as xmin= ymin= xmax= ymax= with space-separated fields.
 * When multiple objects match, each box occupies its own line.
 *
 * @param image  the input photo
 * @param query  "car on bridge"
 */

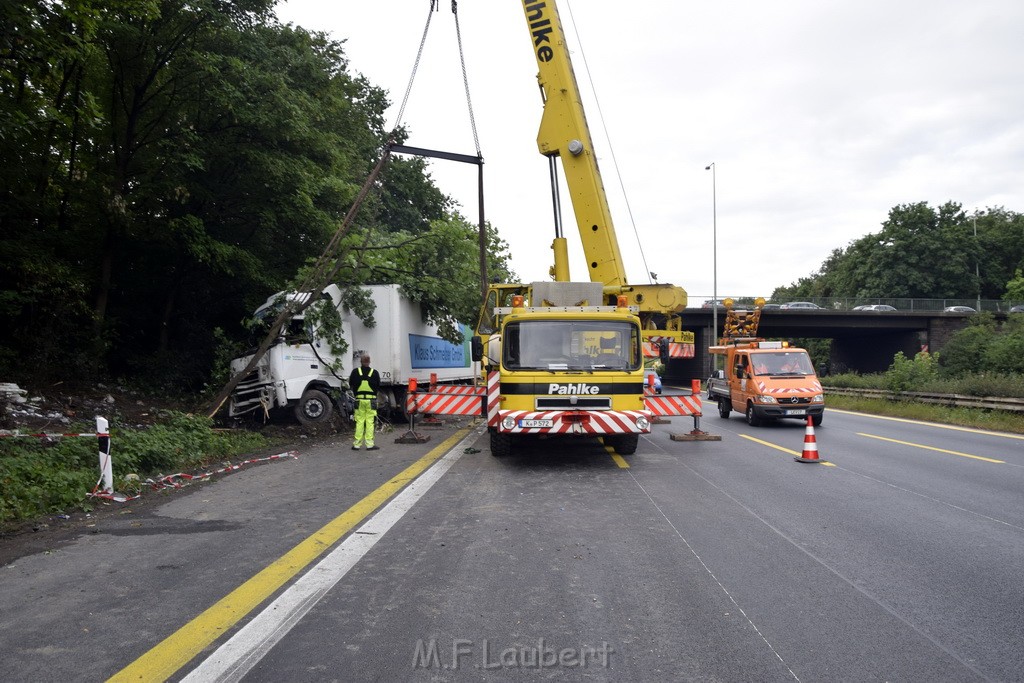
xmin=943 ymin=305 xmax=976 ymax=313
xmin=1010 ymin=304 xmax=1024 ymax=313
xmin=780 ymin=301 xmax=822 ymax=309
xmin=853 ymin=304 xmax=897 ymax=311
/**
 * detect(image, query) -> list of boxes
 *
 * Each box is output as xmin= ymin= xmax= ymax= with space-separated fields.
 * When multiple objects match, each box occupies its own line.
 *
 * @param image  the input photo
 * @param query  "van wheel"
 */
xmin=718 ymin=399 xmax=731 ymax=419
xmin=812 ymin=413 xmax=823 ymax=427
xmin=296 ymin=389 xmax=333 ymax=426
xmin=745 ymin=403 xmax=761 ymax=427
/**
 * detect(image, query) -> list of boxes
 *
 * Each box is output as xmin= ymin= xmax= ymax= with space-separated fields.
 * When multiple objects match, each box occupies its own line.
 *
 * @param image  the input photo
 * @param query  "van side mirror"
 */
xmin=471 ymin=335 xmax=484 ymax=362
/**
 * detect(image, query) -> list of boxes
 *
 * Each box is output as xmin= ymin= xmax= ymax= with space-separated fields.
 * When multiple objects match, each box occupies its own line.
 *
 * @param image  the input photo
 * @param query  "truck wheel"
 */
xmin=490 ymin=431 xmax=512 ymax=457
xmin=745 ymin=403 xmax=762 ymax=427
xmin=296 ymin=389 xmax=334 ymax=426
xmin=609 ymin=434 xmax=639 ymax=455
xmin=718 ymin=398 xmax=731 ymax=419
xmin=812 ymin=413 xmax=823 ymax=427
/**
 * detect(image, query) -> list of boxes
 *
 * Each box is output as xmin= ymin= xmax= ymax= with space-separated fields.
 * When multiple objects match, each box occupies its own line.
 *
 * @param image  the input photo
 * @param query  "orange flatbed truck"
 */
xmin=706 ymin=299 xmax=824 ymax=427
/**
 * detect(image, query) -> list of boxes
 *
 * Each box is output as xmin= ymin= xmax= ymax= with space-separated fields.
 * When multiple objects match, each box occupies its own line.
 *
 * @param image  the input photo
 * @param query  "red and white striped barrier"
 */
xmin=643 ymin=338 xmax=695 ymax=359
xmin=644 ymin=393 xmax=702 ymax=417
xmin=406 ymin=384 xmax=486 ymax=417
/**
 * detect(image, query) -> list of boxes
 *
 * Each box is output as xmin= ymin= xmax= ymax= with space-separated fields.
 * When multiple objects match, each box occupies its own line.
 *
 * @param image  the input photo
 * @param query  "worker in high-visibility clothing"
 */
xmin=348 ymin=354 xmax=381 ymax=451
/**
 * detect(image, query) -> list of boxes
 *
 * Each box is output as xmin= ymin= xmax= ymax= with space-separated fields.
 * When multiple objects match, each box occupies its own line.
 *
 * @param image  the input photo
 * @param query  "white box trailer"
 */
xmin=229 ymin=284 xmax=477 ymax=426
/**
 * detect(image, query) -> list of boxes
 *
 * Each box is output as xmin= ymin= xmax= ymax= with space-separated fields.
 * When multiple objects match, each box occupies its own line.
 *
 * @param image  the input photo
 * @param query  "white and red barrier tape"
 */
xmin=90 ymin=451 xmax=299 ymax=501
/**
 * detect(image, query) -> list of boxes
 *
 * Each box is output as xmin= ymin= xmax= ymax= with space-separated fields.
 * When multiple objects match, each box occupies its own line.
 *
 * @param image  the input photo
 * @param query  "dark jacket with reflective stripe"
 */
xmin=348 ymin=366 xmax=381 ymax=398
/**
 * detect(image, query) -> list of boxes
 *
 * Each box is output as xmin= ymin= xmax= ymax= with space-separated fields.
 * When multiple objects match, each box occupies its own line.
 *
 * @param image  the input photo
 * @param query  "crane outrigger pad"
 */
xmin=669 ymin=430 xmax=722 ymax=442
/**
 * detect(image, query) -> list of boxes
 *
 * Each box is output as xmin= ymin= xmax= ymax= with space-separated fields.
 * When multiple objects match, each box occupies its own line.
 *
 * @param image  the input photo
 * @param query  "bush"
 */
xmin=819 ymin=372 xmax=885 ymax=390
xmin=885 ymin=351 xmax=939 ymax=393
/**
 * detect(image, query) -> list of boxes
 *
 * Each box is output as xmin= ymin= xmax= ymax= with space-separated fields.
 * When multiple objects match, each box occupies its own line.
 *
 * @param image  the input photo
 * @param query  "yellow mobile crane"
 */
xmin=407 ymin=0 xmax=703 ymax=457
xmin=477 ymin=0 xmax=693 ymax=359
xmin=243 ymin=1 xmax=705 ymax=457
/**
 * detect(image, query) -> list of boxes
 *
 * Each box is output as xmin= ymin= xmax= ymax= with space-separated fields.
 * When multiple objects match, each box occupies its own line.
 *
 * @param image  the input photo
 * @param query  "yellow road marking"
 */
xmin=610 ymin=452 xmax=630 ymax=468
xmin=857 ymin=432 xmax=1005 ymax=463
xmin=828 ymin=408 xmax=1024 ymax=441
xmin=109 ymin=428 xmax=473 ymax=683
xmin=739 ymin=434 xmax=836 ymax=466
xmin=599 ymin=437 xmax=630 ymax=467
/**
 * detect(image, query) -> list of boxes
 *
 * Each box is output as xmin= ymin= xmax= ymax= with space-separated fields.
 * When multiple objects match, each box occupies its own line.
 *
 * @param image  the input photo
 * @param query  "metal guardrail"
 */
xmin=823 ymin=387 xmax=1024 ymax=413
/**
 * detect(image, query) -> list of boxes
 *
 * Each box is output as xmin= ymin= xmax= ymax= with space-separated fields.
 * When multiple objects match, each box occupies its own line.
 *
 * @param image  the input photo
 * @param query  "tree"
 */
xmin=1004 ymin=269 xmax=1024 ymax=303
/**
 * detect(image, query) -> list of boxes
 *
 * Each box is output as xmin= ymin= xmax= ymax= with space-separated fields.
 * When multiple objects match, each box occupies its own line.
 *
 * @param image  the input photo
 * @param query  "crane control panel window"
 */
xmin=503 ymin=320 xmax=641 ymax=372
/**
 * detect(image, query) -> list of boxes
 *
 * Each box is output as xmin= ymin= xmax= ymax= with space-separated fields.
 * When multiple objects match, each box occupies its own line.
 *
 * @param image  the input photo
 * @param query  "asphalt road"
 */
xmin=1 ymin=402 xmax=1022 ymax=682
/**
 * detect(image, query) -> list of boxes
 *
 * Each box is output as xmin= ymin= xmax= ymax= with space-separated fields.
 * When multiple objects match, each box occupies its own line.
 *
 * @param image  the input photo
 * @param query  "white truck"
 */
xmin=229 ymin=284 xmax=476 ymax=426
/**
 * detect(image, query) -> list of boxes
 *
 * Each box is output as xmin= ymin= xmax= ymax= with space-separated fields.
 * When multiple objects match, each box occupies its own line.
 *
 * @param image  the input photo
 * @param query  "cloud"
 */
xmin=275 ymin=0 xmax=1024 ymax=303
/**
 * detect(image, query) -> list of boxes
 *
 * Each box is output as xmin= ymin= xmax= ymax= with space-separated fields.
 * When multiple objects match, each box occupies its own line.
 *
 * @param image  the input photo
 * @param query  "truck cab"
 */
xmin=708 ymin=340 xmax=824 ymax=426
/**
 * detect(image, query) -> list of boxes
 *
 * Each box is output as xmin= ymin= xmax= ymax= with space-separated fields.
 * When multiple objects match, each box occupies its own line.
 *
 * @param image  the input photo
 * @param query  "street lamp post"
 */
xmin=974 ymin=215 xmax=981 ymax=311
xmin=705 ymin=163 xmax=717 ymax=364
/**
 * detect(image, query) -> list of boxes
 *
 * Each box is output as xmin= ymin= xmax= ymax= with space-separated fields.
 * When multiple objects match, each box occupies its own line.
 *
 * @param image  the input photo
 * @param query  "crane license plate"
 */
xmin=519 ymin=419 xmax=554 ymax=428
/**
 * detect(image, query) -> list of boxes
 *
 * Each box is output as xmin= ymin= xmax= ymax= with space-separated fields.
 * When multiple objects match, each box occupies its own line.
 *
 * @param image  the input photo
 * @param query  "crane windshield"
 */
xmin=502 ymin=320 xmax=641 ymax=372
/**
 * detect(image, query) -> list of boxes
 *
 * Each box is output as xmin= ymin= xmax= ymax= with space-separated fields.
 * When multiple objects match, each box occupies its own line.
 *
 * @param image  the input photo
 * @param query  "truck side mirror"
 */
xmin=471 ymin=335 xmax=484 ymax=362
xmin=658 ymin=338 xmax=670 ymax=364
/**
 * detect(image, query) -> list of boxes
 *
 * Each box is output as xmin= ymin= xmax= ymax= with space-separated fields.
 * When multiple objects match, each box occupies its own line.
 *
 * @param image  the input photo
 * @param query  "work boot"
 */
xmin=366 ymin=445 xmax=380 ymax=451
xmin=351 ymin=446 xmax=360 ymax=451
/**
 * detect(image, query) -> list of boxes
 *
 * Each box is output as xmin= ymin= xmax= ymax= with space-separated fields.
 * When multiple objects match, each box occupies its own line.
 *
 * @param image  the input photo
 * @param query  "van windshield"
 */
xmin=751 ymin=351 xmax=812 ymax=376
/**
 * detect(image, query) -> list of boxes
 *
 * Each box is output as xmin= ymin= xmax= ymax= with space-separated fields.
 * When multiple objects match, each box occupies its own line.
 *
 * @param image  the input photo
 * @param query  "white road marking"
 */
xmin=181 ymin=428 xmax=483 ymax=683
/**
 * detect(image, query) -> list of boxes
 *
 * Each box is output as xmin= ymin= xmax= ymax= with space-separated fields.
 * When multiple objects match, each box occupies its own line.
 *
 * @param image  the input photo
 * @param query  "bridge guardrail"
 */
xmin=823 ymin=387 xmax=1024 ymax=413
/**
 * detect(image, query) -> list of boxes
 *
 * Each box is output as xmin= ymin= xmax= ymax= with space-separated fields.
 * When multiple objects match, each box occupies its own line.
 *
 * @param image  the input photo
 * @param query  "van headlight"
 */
xmin=754 ymin=395 xmax=778 ymax=404
xmin=811 ymin=394 xmax=824 ymax=404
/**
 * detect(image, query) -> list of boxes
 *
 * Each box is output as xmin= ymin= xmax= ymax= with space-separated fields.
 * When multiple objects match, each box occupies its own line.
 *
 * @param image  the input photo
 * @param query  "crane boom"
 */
xmin=523 ymin=0 xmax=625 ymax=287
xmin=521 ymin=0 xmax=690 ymax=324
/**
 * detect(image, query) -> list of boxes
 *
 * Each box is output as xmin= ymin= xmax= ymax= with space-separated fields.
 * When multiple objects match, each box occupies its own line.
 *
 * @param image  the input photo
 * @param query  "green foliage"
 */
xmin=926 ymin=372 xmax=1024 ymax=397
xmin=937 ymin=314 xmax=1024 ymax=377
xmin=0 ymin=415 xmax=266 ymax=526
xmin=885 ymin=351 xmax=939 ymax=392
xmin=825 ymin=369 xmax=1024 ymax=397
xmin=820 ymin=372 xmax=885 ymax=390
xmin=1004 ymin=268 xmax=1024 ymax=302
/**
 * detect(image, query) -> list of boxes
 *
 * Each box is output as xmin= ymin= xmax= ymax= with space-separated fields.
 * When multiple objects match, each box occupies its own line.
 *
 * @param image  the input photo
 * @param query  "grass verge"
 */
xmin=825 ymin=394 xmax=1024 ymax=434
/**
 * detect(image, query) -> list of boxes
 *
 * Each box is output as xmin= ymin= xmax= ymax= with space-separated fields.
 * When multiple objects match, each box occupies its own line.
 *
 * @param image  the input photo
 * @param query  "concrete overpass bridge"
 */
xmin=668 ymin=308 xmax=989 ymax=381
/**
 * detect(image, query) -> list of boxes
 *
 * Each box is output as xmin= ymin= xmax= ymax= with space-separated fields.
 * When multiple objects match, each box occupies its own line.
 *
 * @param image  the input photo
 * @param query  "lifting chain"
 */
xmin=392 ymin=0 xmax=482 ymax=157
xmin=451 ymin=0 xmax=481 ymax=155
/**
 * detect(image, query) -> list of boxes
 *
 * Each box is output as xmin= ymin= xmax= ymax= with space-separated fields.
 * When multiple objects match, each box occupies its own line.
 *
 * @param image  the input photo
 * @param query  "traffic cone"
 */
xmin=794 ymin=416 xmax=826 ymax=463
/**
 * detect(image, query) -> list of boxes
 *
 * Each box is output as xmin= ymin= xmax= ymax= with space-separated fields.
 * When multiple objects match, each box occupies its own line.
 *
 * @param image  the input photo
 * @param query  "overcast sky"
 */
xmin=274 ymin=0 xmax=1024 ymax=304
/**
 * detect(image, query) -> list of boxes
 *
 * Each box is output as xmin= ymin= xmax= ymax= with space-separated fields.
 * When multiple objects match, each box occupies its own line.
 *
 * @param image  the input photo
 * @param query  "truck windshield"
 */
xmin=751 ymin=351 xmax=813 ymax=376
xmin=503 ymin=320 xmax=641 ymax=371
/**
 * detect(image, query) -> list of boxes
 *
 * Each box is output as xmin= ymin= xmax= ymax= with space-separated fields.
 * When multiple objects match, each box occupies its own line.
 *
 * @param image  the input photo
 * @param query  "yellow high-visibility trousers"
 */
xmin=353 ymin=398 xmax=376 ymax=448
